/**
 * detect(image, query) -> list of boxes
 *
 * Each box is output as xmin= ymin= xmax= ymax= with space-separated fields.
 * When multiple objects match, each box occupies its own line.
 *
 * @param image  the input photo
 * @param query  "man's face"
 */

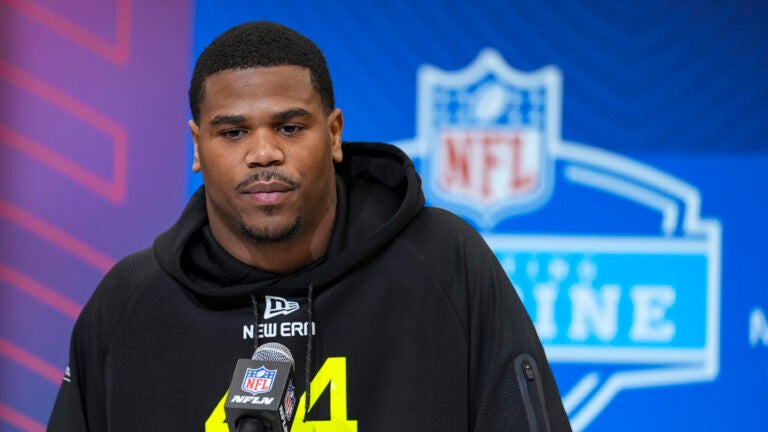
xmin=189 ymin=66 xmax=343 ymax=249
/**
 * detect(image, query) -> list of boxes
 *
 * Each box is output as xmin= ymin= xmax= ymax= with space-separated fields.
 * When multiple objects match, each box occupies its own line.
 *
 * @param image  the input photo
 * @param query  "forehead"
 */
xmin=199 ymin=66 xmax=320 ymax=119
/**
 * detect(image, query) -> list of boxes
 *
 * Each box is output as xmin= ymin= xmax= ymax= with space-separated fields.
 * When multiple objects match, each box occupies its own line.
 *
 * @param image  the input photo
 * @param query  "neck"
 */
xmin=209 ymin=202 xmax=337 ymax=275
xmin=237 ymin=218 xmax=334 ymax=274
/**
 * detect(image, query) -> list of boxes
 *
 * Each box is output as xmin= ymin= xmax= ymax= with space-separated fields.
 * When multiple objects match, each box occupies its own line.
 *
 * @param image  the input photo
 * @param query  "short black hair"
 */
xmin=188 ymin=21 xmax=334 ymax=124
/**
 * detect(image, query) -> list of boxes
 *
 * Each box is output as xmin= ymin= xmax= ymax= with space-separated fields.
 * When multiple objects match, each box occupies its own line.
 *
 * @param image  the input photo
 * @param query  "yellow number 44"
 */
xmin=206 ymin=357 xmax=358 ymax=432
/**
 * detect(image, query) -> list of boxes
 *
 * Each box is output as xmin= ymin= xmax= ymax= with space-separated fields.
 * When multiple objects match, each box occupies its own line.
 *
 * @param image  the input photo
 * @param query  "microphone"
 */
xmin=225 ymin=342 xmax=298 ymax=432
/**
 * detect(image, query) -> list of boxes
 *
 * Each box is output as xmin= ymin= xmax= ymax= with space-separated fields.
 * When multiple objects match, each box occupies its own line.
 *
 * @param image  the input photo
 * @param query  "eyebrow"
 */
xmin=209 ymin=114 xmax=247 ymax=128
xmin=207 ymin=108 xmax=314 ymax=128
xmin=271 ymin=108 xmax=314 ymax=122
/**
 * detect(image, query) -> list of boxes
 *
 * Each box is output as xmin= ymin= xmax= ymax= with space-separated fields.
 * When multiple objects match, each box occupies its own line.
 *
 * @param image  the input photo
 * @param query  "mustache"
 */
xmin=236 ymin=170 xmax=300 ymax=191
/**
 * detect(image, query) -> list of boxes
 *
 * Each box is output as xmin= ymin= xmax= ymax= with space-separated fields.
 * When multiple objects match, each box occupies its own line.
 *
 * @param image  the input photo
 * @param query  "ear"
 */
xmin=327 ymin=108 xmax=344 ymax=163
xmin=188 ymin=120 xmax=201 ymax=173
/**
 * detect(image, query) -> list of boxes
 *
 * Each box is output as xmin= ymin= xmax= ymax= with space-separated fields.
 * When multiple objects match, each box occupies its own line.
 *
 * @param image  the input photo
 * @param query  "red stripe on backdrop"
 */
xmin=0 ymin=338 xmax=62 ymax=384
xmin=0 ymin=264 xmax=82 ymax=319
xmin=0 ymin=61 xmax=128 ymax=203
xmin=0 ymin=124 xmax=123 ymax=205
xmin=0 ymin=0 xmax=132 ymax=65
xmin=0 ymin=403 xmax=45 ymax=432
xmin=0 ymin=200 xmax=116 ymax=273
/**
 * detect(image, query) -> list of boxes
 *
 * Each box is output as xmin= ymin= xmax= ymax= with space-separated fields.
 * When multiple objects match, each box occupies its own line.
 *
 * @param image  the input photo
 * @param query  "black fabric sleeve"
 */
xmin=462 ymin=226 xmax=571 ymax=431
xmin=414 ymin=208 xmax=571 ymax=431
xmin=47 ymin=249 xmax=156 ymax=431
xmin=47 ymin=305 xmax=105 ymax=431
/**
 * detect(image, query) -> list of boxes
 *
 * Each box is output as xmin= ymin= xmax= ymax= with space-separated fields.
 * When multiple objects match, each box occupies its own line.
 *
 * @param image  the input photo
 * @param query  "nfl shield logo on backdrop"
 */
xmin=418 ymin=49 xmax=562 ymax=228
xmin=241 ymin=366 xmax=276 ymax=395
xmin=404 ymin=48 xmax=722 ymax=431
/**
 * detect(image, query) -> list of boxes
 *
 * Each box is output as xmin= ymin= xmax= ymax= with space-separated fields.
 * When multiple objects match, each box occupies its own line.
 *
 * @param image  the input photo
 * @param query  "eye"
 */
xmin=277 ymin=124 xmax=303 ymax=136
xmin=219 ymin=129 xmax=247 ymax=140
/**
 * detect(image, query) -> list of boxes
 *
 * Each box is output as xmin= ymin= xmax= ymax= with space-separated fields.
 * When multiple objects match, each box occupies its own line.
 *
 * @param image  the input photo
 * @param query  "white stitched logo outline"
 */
xmin=263 ymin=296 xmax=300 ymax=320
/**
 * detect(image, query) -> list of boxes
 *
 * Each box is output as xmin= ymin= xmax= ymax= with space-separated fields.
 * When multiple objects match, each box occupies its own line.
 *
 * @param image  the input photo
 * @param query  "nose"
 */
xmin=245 ymin=131 xmax=284 ymax=167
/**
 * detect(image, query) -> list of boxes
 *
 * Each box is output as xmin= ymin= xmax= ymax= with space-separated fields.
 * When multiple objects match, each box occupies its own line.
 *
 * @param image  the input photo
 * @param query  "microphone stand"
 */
xmin=237 ymin=417 xmax=270 ymax=432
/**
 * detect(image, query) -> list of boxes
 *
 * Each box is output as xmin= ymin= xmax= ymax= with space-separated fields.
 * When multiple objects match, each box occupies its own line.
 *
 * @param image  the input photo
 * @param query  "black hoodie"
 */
xmin=48 ymin=142 xmax=571 ymax=431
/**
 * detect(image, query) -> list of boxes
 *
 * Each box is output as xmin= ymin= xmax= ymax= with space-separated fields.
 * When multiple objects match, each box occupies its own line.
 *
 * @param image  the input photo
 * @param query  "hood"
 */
xmin=153 ymin=142 xmax=424 ymax=300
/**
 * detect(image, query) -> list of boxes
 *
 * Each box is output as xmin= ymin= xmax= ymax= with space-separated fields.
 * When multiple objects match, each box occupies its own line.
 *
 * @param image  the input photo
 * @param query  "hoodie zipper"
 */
xmin=514 ymin=354 xmax=551 ymax=432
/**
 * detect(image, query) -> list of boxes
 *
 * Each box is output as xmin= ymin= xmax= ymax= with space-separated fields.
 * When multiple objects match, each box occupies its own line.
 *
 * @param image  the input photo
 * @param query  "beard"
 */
xmin=234 ymin=170 xmax=304 ymax=245
xmin=238 ymin=214 xmax=302 ymax=245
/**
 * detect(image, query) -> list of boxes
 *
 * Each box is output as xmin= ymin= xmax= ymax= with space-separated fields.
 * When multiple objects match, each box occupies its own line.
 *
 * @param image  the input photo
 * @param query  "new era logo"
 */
xmin=264 ymin=296 xmax=300 ymax=320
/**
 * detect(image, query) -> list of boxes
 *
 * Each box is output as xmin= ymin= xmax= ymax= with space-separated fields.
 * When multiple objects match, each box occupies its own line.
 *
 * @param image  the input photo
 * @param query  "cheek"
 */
xmin=200 ymin=150 xmax=239 ymax=179
xmin=304 ymin=152 xmax=335 ymax=182
xmin=199 ymin=163 xmax=237 ymax=196
xmin=310 ymin=162 xmax=338 ymax=200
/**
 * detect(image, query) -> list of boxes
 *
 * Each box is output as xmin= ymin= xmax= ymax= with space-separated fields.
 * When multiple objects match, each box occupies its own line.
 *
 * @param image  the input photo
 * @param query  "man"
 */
xmin=48 ymin=21 xmax=571 ymax=431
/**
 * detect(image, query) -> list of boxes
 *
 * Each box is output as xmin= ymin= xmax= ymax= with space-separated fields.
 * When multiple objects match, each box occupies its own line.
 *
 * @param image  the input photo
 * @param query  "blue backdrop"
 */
xmin=1 ymin=1 xmax=766 ymax=431
xmin=190 ymin=1 xmax=768 ymax=431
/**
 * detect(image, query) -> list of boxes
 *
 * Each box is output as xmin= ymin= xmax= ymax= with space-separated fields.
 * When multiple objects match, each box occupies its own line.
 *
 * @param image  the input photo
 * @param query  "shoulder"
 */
xmin=406 ymin=206 xmax=491 ymax=251
xmin=74 ymin=247 xmax=164 ymax=346
xmin=396 ymin=206 xmax=503 ymax=285
xmin=401 ymin=207 xmax=514 ymax=296
xmin=92 ymin=247 xmax=164 ymax=306
xmin=100 ymin=247 xmax=161 ymax=287
xmin=394 ymin=206 xmax=516 ymax=329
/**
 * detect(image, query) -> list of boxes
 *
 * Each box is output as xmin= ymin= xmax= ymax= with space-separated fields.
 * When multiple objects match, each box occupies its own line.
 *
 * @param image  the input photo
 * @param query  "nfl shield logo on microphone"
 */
xmin=241 ymin=367 xmax=276 ymax=395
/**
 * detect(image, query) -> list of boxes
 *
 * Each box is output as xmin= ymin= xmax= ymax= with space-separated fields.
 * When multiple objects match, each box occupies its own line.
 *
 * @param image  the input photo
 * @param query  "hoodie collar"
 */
xmin=154 ymin=142 xmax=424 ymax=299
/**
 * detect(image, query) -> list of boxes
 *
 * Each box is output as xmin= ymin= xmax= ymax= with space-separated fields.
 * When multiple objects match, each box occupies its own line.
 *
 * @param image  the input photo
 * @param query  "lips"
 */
xmin=241 ymin=182 xmax=293 ymax=193
xmin=241 ymin=182 xmax=294 ymax=205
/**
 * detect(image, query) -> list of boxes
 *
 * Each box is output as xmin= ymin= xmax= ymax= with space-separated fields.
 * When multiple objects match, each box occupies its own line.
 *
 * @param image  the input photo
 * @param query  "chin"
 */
xmin=239 ymin=217 xmax=302 ymax=245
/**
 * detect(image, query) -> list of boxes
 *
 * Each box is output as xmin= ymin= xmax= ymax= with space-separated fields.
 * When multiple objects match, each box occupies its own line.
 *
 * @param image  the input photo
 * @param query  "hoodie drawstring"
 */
xmin=249 ymin=285 xmax=316 ymax=422
xmin=304 ymin=282 xmax=315 ymax=422
xmin=249 ymin=294 xmax=260 ymax=353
